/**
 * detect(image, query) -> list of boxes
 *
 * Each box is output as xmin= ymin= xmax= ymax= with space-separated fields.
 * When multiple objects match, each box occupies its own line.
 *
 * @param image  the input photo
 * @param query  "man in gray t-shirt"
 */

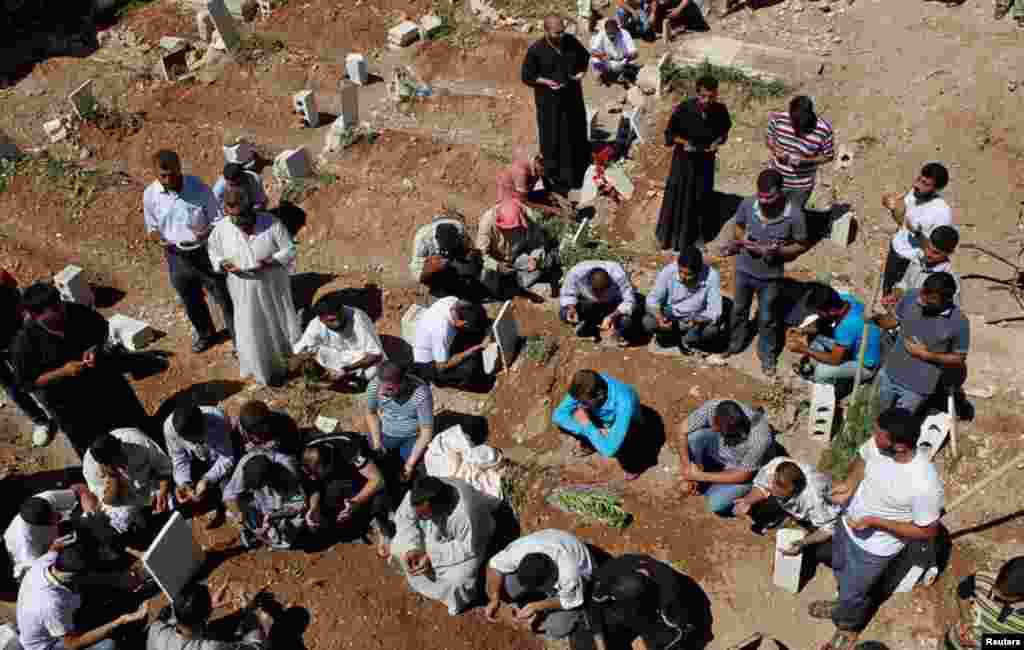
xmin=725 ymin=170 xmax=810 ymax=375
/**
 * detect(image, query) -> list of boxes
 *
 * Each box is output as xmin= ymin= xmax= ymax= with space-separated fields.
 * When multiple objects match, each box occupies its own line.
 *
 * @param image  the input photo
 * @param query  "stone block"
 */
xmin=108 ymin=314 xmax=156 ymax=351
xmin=223 ymin=139 xmax=255 ymax=166
xmin=830 ymin=209 xmax=855 ymax=247
xmin=401 ymin=304 xmax=425 ymax=346
xmin=419 ymin=14 xmax=444 ymax=39
xmin=389 ymin=21 xmax=421 ymax=46
xmin=205 ymin=0 xmax=241 ymax=50
xmin=315 ymin=416 xmax=339 ymax=434
xmin=918 ymin=412 xmax=951 ymax=461
xmin=773 ymin=528 xmax=805 ymax=593
xmin=492 ymin=299 xmax=520 ymax=372
xmin=273 ymin=147 xmax=311 ymax=179
xmin=196 ymin=10 xmax=215 ymax=43
xmin=160 ymin=48 xmax=191 ymax=81
xmin=67 ymin=79 xmax=96 ymax=119
xmin=808 ymin=382 xmax=835 ymax=437
xmin=43 ymin=117 xmax=69 ymax=144
xmin=292 ymin=89 xmax=320 ymax=128
xmin=346 ymin=53 xmax=368 ymax=85
xmin=159 ymin=36 xmax=190 ymax=51
xmin=339 ymin=81 xmax=359 ymax=128
xmin=53 ymin=265 xmax=94 ymax=306
xmin=675 ymin=35 xmax=826 ymax=84
xmin=143 ymin=512 xmax=206 ymax=601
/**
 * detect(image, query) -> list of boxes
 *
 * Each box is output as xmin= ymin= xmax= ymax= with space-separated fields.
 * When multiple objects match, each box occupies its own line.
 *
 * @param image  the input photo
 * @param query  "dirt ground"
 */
xmin=2 ymin=0 xmax=1024 ymax=648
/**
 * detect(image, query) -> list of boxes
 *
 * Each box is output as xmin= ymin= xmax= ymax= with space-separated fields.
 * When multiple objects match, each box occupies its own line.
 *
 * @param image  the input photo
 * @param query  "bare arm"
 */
xmin=365 ymin=411 xmax=383 ymax=451
xmin=871 ymin=313 xmax=899 ymax=330
xmin=351 ymin=461 xmax=384 ymax=507
xmin=344 ymin=352 xmax=383 ymax=372
xmin=734 ymin=223 xmax=746 ymax=242
xmin=855 ymin=517 xmax=941 ymax=541
xmin=403 ymin=425 xmax=434 ymax=477
xmin=691 ymin=467 xmax=756 ymax=485
xmin=779 ymin=240 xmax=810 ymax=262
xmin=486 ymin=566 xmax=506 ymax=605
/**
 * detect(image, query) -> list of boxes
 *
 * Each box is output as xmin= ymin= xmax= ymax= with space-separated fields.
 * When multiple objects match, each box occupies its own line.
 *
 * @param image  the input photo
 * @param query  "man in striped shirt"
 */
xmin=765 ymin=96 xmax=835 ymax=208
xmin=948 ymin=558 xmax=1024 ymax=649
xmin=365 ymin=362 xmax=435 ymax=483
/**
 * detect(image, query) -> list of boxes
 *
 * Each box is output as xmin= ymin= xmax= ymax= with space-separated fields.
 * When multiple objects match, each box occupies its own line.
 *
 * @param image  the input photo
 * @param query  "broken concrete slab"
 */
xmin=346 ymin=53 xmax=368 ymax=85
xmin=918 ymin=412 xmax=951 ymax=461
xmin=419 ymin=14 xmax=445 ymax=40
xmin=143 ymin=512 xmax=206 ymax=601
xmin=273 ymin=147 xmax=311 ymax=179
xmin=108 ymin=314 xmax=157 ymax=351
xmin=160 ymin=48 xmax=191 ymax=81
xmin=389 ymin=21 xmax=421 ymax=47
xmin=205 ymin=0 xmax=241 ymax=51
xmin=959 ymin=321 xmax=1024 ymax=399
xmin=807 ymin=382 xmax=836 ymax=437
xmin=67 ymin=79 xmax=96 ymax=119
xmin=292 ymin=89 xmax=320 ymax=128
xmin=53 ymin=265 xmax=94 ymax=306
xmin=339 ymin=81 xmax=359 ymax=128
xmin=672 ymin=35 xmax=826 ymax=83
xmin=829 ymin=208 xmax=855 ymax=247
xmin=159 ymin=36 xmax=191 ymax=51
xmin=43 ymin=117 xmax=70 ymax=144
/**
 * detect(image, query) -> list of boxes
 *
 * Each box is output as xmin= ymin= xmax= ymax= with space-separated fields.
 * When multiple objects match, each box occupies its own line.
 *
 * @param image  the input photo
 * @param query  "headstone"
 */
xmin=223 ymin=139 xmax=255 ymax=166
xmin=483 ymin=342 xmax=500 ymax=374
xmin=585 ymin=106 xmax=597 ymax=141
xmin=918 ymin=412 xmax=951 ymax=461
xmin=273 ymin=147 xmax=311 ymax=179
xmin=0 ymin=624 xmax=19 ymax=650
xmin=419 ymin=14 xmax=444 ymax=39
xmin=627 ymin=108 xmax=646 ymax=144
xmin=339 ymin=81 xmax=359 ymax=128
xmin=67 ymin=80 xmax=96 ymax=119
xmin=108 ymin=314 xmax=156 ymax=351
xmin=492 ymin=300 xmax=520 ymax=372
xmin=346 ymin=53 xmax=368 ymax=85
xmin=205 ymin=0 xmax=241 ymax=51
xmin=53 ymin=265 xmax=94 ymax=307
xmin=830 ymin=209 xmax=855 ymax=247
xmin=578 ymin=164 xmax=599 ymax=207
xmin=292 ymin=90 xmax=320 ymax=128
xmin=401 ymin=304 xmax=425 ymax=346
xmin=159 ymin=36 xmax=190 ymax=51
xmin=808 ymin=382 xmax=835 ymax=437
xmin=143 ymin=512 xmax=206 ymax=602
xmin=773 ymin=528 xmax=805 ymax=593
xmin=160 ymin=49 xmax=191 ymax=81
xmin=315 ymin=416 xmax=339 ymax=434
xmin=196 ymin=10 xmax=215 ymax=43
xmin=389 ymin=21 xmax=421 ymax=47
xmin=43 ymin=117 xmax=70 ymax=144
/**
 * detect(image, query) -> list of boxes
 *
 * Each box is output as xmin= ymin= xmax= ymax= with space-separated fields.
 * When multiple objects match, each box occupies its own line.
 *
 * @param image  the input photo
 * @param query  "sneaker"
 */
xmin=32 ymin=422 xmax=55 ymax=447
xmin=191 ymin=331 xmax=212 ymax=353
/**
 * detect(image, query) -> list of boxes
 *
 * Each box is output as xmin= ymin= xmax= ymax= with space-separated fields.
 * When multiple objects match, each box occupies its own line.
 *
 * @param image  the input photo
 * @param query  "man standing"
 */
xmin=643 ymin=246 xmax=723 ymax=354
xmin=560 ymin=260 xmax=638 ymax=345
xmin=391 ymin=476 xmax=497 ymax=616
xmin=9 ymin=284 xmax=148 ymax=458
xmin=871 ymin=273 xmax=968 ymax=414
xmin=365 ymin=362 xmax=435 ymax=483
xmin=589 ymin=19 xmax=639 ymax=86
xmin=681 ymin=399 xmax=775 ymax=516
xmin=409 ymin=214 xmax=484 ymax=300
xmin=412 ymin=296 xmax=490 ymax=389
xmin=212 ymin=162 xmax=268 ymax=212
xmin=880 ymin=163 xmax=953 ymax=294
xmin=765 ymin=96 xmax=835 ymax=208
xmin=809 ymin=408 xmax=943 ymax=650
xmin=726 ymin=169 xmax=810 ymax=377
xmin=522 ymin=15 xmax=591 ymax=197
xmin=143 ymin=149 xmax=233 ymax=354
xmin=293 ymin=301 xmax=385 ymax=388
xmin=207 ymin=188 xmax=301 ymax=387
xmin=886 ymin=225 xmax=961 ymax=306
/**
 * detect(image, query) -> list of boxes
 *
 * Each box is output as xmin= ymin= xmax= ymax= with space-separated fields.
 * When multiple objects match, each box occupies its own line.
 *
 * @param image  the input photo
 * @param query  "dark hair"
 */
xmin=311 ymin=299 xmax=344 ymax=320
xmin=153 ymin=149 xmax=181 ymax=170
xmin=804 ymin=283 xmax=844 ymax=313
xmin=223 ymin=162 xmax=244 ymax=182
xmin=588 ymin=268 xmax=611 ymax=292
xmin=774 ymin=461 xmax=807 ymax=496
xmin=410 ymin=476 xmax=446 ymax=506
xmin=695 ymin=75 xmax=719 ymax=92
xmin=929 ymin=225 xmax=959 ymax=254
xmin=713 ymin=401 xmax=750 ymax=438
xmin=239 ymin=401 xmax=273 ymax=436
xmin=435 ymin=223 xmax=462 ymax=252
xmin=568 ymin=369 xmax=608 ymax=402
xmin=377 ymin=361 xmax=405 ymax=384
xmin=174 ymin=583 xmax=213 ymax=627
xmin=303 ymin=441 xmax=333 ymax=471
xmin=89 ymin=434 xmax=123 ymax=466
xmin=605 ymin=18 xmax=619 ymax=29
xmin=54 ymin=544 xmax=90 ymax=574
xmin=677 ymin=246 xmax=703 ymax=272
xmin=877 ymin=407 xmax=922 ymax=447
xmin=173 ymin=400 xmax=204 ymax=441
xmin=788 ymin=95 xmax=817 ymax=138
xmin=241 ymin=455 xmax=273 ymax=491
xmin=453 ymin=300 xmax=487 ymax=332
xmin=517 ymin=553 xmax=558 ymax=592
xmin=222 ymin=186 xmax=246 ymax=210
xmin=920 ymin=162 xmax=949 ymax=190
xmin=757 ymin=169 xmax=784 ymax=194
xmin=20 ymin=496 xmax=54 ymax=526
xmin=20 ymin=283 xmax=62 ymax=315
xmin=593 ymin=569 xmax=650 ymax=604
xmin=995 ymin=556 xmax=1024 ymax=600
xmin=922 ymin=271 xmax=958 ymax=302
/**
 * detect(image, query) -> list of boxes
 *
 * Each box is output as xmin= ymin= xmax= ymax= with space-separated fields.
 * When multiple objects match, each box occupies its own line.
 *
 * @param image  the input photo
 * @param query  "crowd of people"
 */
xmin=0 ymin=11 xmax=1016 ymax=650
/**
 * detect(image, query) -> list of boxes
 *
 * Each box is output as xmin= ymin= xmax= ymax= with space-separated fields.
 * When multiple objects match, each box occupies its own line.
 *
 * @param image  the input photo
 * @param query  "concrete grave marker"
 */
xmin=483 ymin=343 xmax=500 ymax=375
xmin=54 ymin=266 xmax=94 ymax=307
xmin=401 ymin=304 xmax=425 ymax=346
xmin=197 ymin=10 xmax=216 ymax=43
xmin=160 ymin=48 xmax=192 ymax=81
xmin=808 ymin=382 xmax=836 ymax=437
xmin=579 ymin=164 xmax=599 ymax=207
xmin=627 ymin=108 xmax=646 ymax=144
xmin=492 ymin=300 xmax=520 ymax=372
xmin=773 ymin=528 xmax=805 ymax=593
xmin=346 ymin=53 xmax=368 ymax=85
xmin=273 ymin=147 xmax=311 ymax=179
xmin=293 ymin=90 xmax=320 ymax=128
xmin=389 ymin=21 xmax=421 ymax=47
xmin=918 ymin=412 xmax=951 ymax=461
xmin=830 ymin=209 xmax=855 ymax=247
xmin=339 ymin=81 xmax=359 ymax=128
xmin=143 ymin=512 xmax=206 ymax=602
xmin=586 ymin=106 xmax=597 ymax=141
xmin=43 ymin=117 xmax=70 ymax=144
xmin=315 ymin=416 xmax=339 ymax=434
xmin=67 ymin=80 xmax=97 ymax=119
xmin=159 ymin=36 xmax=190 ymax=51
xmin=419 ymin=15 xmax=444 ymax=40
xmin=108 ymin=314 xmax=156 ymax=351
xmin=205 ymin=0 xmax=241 ymax=50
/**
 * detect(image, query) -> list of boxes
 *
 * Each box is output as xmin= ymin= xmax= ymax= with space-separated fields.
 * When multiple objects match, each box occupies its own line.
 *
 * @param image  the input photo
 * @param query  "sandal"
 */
xmin=808 ymin=600 xmax=837 ymax=620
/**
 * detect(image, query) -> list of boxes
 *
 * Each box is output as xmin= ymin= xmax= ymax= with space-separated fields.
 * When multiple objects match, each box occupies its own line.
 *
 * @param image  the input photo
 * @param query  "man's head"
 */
xmin=302 ymin=443 xmax=334 ymax=481
xmin=20 ymin=282 xmax=67 ymax=332
xmin=677 ymin=246 xmax=704 ymax=285
xmin=223 ymin=162 xmax=245 ymax=188
xmin=89 ymin=433 xmax=123 ymax=468
xmin=756 ymin=169 xmax=786 ymax=211
xmin=223 ymin=186 xmax=255 ymax=228
xmin=543 ymin=15 xmax=566 ymax=44
xmin=912 ymin=162 xmax=949 ymax=201
xmin=604 ymin=18 xmax=620 ymax=38
xmin=588 ymin=268 xmax=615 ymax=303
xmin=568 ymin=369 xmax=608 ymax=410
xmin=788 ymin=95 xmax=816 ymax=137
xmin=172 ymin=399 xmax=205 ymax=442
xmin=174 ymin=583 xmax=214 ymax=629
xmin=153 ymin=149 xmax=183 ymax=193
xmin=377 ymin=361 xmax=407 ymax=397
xmin=20 ymin=496 xmax=59 ymax=527
xmin=239 ymin=400 xmax=275 ymax=446
xmin=695 ymin=75 xmax=719 ymax=110
xmin=435 ymin=223 xmax=464 ymax=260
xmin=803 ymin=283 xmax=846 ymax=323
xmin=994 ymin=556 xmax=1024 ymax=603
xmin=769 ymin=461 xmax=807 ymax=500
xmin=241 ymin=455 xmax=284 ymax=492
xmin=712 ymin=401 xmax=751 ymax=445
xmin=410 ymin=476 xmax=450 ymax=520
xmin=874 ymin=407 xmax=922 ymax=460
xmin=312 ymin=300 xmax=349 ymax=332
xmin=51 ymin=544 xmax=91 ymax=583
xmin=923 ymin=225 xmax=959 ymax=266
xmin=450 ymin=300 xmax=488 ymax=333
xmin=516 ymin=553 xmax=559 ymax=593
xmin=592 ymin=568 xmax=652 ymax=606
xmin=919 ymin=272 xmax=958 ymax=314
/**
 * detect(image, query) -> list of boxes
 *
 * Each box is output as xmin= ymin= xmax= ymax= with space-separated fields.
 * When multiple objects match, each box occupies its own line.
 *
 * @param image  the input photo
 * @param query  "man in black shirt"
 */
xmin=0 ymin=269 xmax=54 ymax=445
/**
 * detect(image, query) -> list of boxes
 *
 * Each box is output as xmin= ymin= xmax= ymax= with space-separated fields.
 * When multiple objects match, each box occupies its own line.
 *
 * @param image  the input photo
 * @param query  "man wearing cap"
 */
xmin=409 ymin=213 xmax=485 ymax=301
xmin=212 ymin=162 xmax=268 ymax=212
xmin=162 ymin=399 xmax=237 ymax=528
xmin=293 ymin=301 xmax=385 ymax=388
xmin=484 ymin=528 xmax=595 ymax=640
xmin=365 ymin=362 xmax=435 ymax=483
xmin=143 ymin=149 xmax=234 ymax=354
xmin=412 ymin=297 xmax=491 ymax=390
xmin=476 ymin=199 xmax=560 ymax=303
xmin=391 ymin=476 xmax=498 ymax=615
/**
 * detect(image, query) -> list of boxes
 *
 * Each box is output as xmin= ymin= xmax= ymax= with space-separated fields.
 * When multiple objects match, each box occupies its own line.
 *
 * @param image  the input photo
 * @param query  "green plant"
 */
xmin=540 ymin=213 xmax=629 ymax=270
xmin=114 ymin=0 xmax=157 ymax=17
xmin=820 ymin=382 xmax=880 ymax=481
xmin=556 ymin=490 xmax=632 ymax=529
xmin=662 ymin=60 xmax=788 ymax=103
xmin=318 ymin=172 xmax=338 ymax=185
xmin=524 ymin=336 xmax=559 ymax=364
xmin=502 ymin=459 xmax=544 ymax=519
xmin=0 ymin=157 xmax=22 ymax=195
xmin=490 ymin=0 xmax=575 ymax=20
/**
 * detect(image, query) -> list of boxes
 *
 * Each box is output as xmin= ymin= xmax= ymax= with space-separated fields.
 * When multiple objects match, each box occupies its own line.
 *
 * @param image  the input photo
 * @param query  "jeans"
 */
xmin=831 ymin=521 xmax=893 ymax=632
xmin=729 ymin=272 xmax=782 ymax=370
xmin=641 ymin=310 xmax=720 ymax=348
xmin=686 ymin=427 xmax=756 ymax=516
xmin=810 ymin=337 xmax=877 ymax=397
xmin=560 ymin=299 xmax=635 ymax=338
xmin=877 ymin=367 xmax=928 ymax=414
xmin=166 ymin=247 xmax=234 ymax=340
xmin=503 ymin=574 xmax=583 ymax=639
xmin=782 ymin=187 xmax=812 ymax=209
xmin=0 ymin=356 xmax=50 ymax=426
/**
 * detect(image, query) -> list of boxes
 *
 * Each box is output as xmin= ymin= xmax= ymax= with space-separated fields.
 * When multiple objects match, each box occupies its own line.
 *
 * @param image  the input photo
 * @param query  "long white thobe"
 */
xmin=391 ymin=478 xmax=498 ymax=615
xmin=208 ymin=213 xmax=301 ymax=385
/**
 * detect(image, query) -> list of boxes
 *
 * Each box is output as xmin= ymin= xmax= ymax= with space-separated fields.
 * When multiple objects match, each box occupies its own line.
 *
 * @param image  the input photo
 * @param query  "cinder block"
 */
xmin=143 ymin=512 xmax=206 ymax=601
xmin=205 ymin=0 xmax=241 ymax=50
xmin=53 ymin=265 xmax=94 ymax=307
xmin=108 ymin=314 xmax=156 ymax=351
xmin=273 ymin=147 xmax=311 ymax=179
xmin=43 ymin=117 xmax=69 ymax=143
xmin=389 ymin=21 xmax=421 ymax=46
xmin=401 ymin=304 xmax=425 ymax=346
xmin=315 ymin=416 xmax=339 ymax=434
xmin=773 ymin=529 xmax=805 ymax=593
xmin=292 ymin=90 xmax=320 ymax=128
xmin=808 ymin=382 xmax=836 ymax=437
xmin=339 ymin=81 xmax=359 ymax=129
xmin=345 ymin=53 xmax=368 ymax=85
xmin=67 ymin=79 xmax=96 ymax=119
xmin=419 ymin=14 xmax=444 ymax=39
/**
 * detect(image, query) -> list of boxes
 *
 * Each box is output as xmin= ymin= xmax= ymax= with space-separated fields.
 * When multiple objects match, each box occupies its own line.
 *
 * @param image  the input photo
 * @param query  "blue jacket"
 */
xmin=551 ymin=373 xmax=639 ymax=457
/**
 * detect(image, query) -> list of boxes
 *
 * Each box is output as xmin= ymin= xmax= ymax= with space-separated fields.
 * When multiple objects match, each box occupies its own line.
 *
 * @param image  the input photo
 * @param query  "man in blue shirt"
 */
xmin=642 ymin=246 xmax=723 ymax=354
xmin=551 ymin=369 xmax=641 ymax=480
xmin=787 ymin=283 xmax=882 ymax=397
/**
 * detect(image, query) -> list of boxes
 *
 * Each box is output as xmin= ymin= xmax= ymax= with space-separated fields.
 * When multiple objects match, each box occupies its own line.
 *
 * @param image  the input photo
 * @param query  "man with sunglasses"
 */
xmin=948 ymin=556 xmax=1024 ymax=649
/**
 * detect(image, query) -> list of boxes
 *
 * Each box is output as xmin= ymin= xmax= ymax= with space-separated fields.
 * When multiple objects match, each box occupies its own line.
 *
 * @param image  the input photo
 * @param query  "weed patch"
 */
xmin=663 ymin=60 xmax=788 ymax=105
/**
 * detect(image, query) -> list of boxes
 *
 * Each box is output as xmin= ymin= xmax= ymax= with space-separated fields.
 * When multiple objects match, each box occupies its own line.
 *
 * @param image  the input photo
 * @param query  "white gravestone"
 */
xmin=419 ymin=15 xmax=444 ymax=39
xmin=492 ymin=300 xmax=520 ymax=372
xmin=293 ymin=90 xmax=320 ymax=128
xmin=917 ymin=412 xmax=951 ymax=461
xmin=830 ymin=210 xmax=855 ymax=248
xmin=339 ymin=81 xmax=359 ymax=129
xmin=808 ymin=382 xmax=836 ymax=437
xmin=315 ymin=416 xmax=339 ymax=434
xmin=54 ymin=265 xmax=94 ymax=307
xmin=143 ymin=512 xmax=206 ymax=602
xmin=773 ymin=528 xmax=805 ymax=593
xmin=389 ymin=21 xmax=421 ymax=47
xmin=346 ymin=53 xmax=368 ymax=85
xmin=223 ymin=139 xmax=255 ymax=166
xmin=205 ymin=0 xmax=241 ymax=50
xmin=401 ymin=304 xmax=425 ymax=346
xmin=67 ymin=80 xmax=97 ymax=119
xmin=108 ymin=314 xmax=156 ymax=351
xmin=43 ymin=117 xmax=70 ymax=144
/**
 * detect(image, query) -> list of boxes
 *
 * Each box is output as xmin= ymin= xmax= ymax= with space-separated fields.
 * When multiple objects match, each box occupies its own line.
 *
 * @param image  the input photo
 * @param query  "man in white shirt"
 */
xmin=211 ymin=162 xmax=268 ymax=212
xmin=559 ymin=260 xmax=638 ymax=345
xmin=412 ymin=297 xmax=490 ymax=389
xmin=880 ymin=162 xmax=953 ymax=294
xmin=143 ymin=149 xmax=233 ymax=354
xmin=293 ymin=301 xmax=385 ymax=387
xmin=589 ymin=19 xmax=639 ymax=86
xmin=484 ymin=529 xmax=595 ymax=639
xmin=809 ymin=407 xmax=944 ymax=650
xmin=5 ymin=487 xmax=96 ymax=582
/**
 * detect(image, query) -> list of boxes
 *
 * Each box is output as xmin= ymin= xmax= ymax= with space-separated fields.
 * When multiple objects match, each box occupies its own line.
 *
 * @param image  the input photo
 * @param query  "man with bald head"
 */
xmin=522 ymin=16 xmax=591 ymax=197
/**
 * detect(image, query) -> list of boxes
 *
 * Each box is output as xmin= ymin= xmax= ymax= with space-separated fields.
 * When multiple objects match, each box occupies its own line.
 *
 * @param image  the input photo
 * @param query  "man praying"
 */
xmin=589 ymin=19 xmax=639 ymax=86
xmin=293 ymin=301 xmax=385 ymax=388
